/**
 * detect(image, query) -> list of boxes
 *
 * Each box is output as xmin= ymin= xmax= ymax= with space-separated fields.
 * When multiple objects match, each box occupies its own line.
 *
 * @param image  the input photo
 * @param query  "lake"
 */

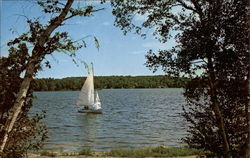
xmin=31 ymin=88 xmax=187 ymax=152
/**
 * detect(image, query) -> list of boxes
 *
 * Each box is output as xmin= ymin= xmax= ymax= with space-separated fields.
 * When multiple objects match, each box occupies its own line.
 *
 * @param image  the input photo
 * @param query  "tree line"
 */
xmin=32 ymin=75 xmax=188 ymax=91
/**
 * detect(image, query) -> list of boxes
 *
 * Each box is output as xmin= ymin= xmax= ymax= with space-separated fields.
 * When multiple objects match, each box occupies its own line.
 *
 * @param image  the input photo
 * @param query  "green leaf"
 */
xmin=94 ymin=36 xmax=99 ymax=51
xmin=82 ymin=40 xmax=87 ymax=48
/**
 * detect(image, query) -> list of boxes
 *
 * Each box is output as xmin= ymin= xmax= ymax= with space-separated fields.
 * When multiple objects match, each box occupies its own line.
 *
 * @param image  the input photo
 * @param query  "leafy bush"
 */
xmin=40 ymin=151 xmax=57 ymax=157
xmin=0 ymin=47 xmax=48 ymax=158
xmin=78 ymin=147 xmax=92 ymax=156
xmin=105 ymin=146 xmax=207 ymax=157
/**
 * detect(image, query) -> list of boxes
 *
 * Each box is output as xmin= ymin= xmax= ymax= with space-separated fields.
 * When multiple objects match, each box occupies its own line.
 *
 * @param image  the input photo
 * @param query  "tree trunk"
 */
xmin=245 ymin=6 xmax=250 ymax=154
xmin=0 ymin=59 xmax=36 ymax=152
xmin=244 ymin=66 xmax=250 ymax=158
xmin=241 ymin=77 xmax=250 ymax=158
xmin=207 ymin=58 xmax=231 ymax=158
xmin=210 ymin=86 xmax=231 ymax=158
xmin=246 ymin=106 xmax=250 ymax=158
xmin=0 ymin=0 xmax=74 ymax=153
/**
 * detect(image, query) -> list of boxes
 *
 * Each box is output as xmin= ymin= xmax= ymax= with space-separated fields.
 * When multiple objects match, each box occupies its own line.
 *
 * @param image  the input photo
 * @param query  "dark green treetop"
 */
xmin=111 ymin=0 xmax=249 ymax=157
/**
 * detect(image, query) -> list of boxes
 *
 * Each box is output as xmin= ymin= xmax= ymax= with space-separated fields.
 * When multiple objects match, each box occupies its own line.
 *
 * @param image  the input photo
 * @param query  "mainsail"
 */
xmin=76 ymin=69 xmax=94 ymax=107
xmin=76 ymin=63 xmax=102 ymax=113
xmin=95 ymin=91 xmax=100 ymax=103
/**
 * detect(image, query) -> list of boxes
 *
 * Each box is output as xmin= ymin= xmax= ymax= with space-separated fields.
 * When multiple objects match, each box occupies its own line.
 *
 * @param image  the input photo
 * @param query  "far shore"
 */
xmin=34 ymin=87 xmax=183 ymax=92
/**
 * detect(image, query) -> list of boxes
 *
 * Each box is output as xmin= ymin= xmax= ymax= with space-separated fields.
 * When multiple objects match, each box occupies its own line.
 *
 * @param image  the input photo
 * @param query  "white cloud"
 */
xmin=76 ymin=20 xmax=84 ymax=25
xmin=134 ymin=13 xmax=148 ymax=22
xmin=60 ymin=59 xmax=70 ymax=63
xmin=102 ymin=21 xmax=110 ymax=26
xmin=142 ymin=42 xmax=168 ymax=50
xmin=85 ymin=1 xmax=102 ymax=5
xmin=130 ymin=50 xmax=146 ymax=55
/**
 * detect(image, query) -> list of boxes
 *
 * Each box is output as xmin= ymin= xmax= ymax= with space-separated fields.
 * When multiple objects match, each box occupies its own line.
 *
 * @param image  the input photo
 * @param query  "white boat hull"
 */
xmin=78 ymin=108 xmax=102 ymax=114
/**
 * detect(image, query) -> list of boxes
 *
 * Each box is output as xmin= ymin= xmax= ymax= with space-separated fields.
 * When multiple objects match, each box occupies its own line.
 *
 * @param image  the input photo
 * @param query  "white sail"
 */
xmin=76 ymin=63 xmax=102 ymax=113
xmin=76 ymin=69 xmax=94 ymax=107
xmin=95 ymin=91 xmax=100 ymax=103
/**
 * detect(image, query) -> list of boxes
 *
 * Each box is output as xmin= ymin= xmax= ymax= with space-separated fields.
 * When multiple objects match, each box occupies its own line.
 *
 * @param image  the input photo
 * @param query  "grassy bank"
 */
xmin=104 ymin=146 xmax=206 ymax=157
xmin=35 ymin=146 xmax=209 ymax=157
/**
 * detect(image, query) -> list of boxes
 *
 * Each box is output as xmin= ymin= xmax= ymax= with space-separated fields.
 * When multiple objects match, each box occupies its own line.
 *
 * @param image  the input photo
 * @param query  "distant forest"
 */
xmin=32 ymin=75 xmax=188 ymax=91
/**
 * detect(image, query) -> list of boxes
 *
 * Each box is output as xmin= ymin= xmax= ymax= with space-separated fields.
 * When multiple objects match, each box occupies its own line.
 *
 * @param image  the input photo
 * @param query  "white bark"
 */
xmin=0 ymin=0 xmax=74 ymax=153
xmin=0 ymin=61 xmax=34 ymax=152
xmin=207 ymin=57 xmax=231 ymax=158
xmin=245 ymin=77 xmax=250 ymax=157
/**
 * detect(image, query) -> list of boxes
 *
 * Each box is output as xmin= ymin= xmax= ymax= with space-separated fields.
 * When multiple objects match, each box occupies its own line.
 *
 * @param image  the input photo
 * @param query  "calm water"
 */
xmin=31 ymin=89 xmax=187 ymax=152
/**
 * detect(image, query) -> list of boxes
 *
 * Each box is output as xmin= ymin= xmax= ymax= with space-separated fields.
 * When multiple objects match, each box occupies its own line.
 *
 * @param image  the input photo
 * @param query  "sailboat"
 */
xmin=76 ymin=63 xmax=102 ymax=114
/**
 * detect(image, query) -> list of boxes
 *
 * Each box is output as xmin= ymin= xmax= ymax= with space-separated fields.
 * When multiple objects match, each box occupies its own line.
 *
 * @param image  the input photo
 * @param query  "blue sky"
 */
xmin=1 ymin=0 xmax=175 ymax=78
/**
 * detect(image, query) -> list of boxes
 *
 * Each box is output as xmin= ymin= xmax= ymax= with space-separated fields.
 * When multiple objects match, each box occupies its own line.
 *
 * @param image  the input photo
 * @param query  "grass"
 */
xmin=61 ymin=152 xmax=79 ymax=156
xmin=40 ymin=151 xmax=57 ymax=157
xmin=104 ymin=146 xmax=208 ymax=157
xmin=38 ymin=146 xmax=209 ymax=157
xmin=78 ymin=147 xmax=92 ymax=156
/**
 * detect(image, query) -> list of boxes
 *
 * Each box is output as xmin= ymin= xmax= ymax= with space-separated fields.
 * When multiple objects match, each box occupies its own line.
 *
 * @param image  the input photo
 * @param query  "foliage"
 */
xmin=182 ymin=78 xmax=248 ymax=157
xmin=111 ymin=0 xmax=249 ymax=157
xmin=32 ymin=75 xmax=188 ymax=91
xmin=1 ymin=0 xmax=104 ymax=155
xmin=78 ymin=147 xmax=92 ymax=156
xmin=105 ymin=146 xmax=207 ymax=157
xmin=0 ymin=43 xmax=28 ymax=114
xmin=36 ymin=146 xmax=208 ymax=157
xmin=0 ymin=48 xmax=48 ymax=157
xmin=40 ymin=151 xmax=57 ymax=157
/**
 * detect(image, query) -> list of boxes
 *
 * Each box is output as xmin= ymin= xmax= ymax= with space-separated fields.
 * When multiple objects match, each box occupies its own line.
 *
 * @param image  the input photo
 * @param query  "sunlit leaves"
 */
xmin=82 ymin=40 xmax=87 ymax=48
xmin=44 ymin=61 xmax=51 ymax=68
xmin=111 ymin=0 xmax=176 ymax=42
xmin=37 ymin=0 xmax=62 ymax=14
xmin=75 ymin=5 xmax=94 ymax=17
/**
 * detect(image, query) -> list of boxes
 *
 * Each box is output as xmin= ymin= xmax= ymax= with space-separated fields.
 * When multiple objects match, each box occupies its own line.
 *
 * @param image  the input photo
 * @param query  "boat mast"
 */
xmin=91 ymin=62 xmax=94 ymax=75
xmin=91 ymin=62 xmax=95 ymax=94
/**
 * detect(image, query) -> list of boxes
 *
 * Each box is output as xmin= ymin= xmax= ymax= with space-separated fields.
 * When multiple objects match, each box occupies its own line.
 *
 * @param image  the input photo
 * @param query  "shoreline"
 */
xmin=27 ymin=146 xmax=208 ymax=158
xmin=28 ymin=153 xmax=198 ymax=158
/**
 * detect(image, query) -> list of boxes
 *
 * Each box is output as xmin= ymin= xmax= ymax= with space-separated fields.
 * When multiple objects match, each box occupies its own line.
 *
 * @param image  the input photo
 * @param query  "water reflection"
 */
xmin=76 ymin=113 xmax=101 ymax=149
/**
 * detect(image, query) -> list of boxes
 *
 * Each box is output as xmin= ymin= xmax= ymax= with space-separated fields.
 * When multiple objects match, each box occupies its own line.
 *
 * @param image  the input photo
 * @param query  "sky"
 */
xmin=0 ymin=0 xmax=176 ymax=78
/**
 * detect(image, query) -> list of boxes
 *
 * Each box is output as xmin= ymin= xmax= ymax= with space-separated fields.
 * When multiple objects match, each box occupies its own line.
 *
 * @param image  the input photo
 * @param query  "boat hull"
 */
xmin=78 ymin=108 xmax=102 ymax=114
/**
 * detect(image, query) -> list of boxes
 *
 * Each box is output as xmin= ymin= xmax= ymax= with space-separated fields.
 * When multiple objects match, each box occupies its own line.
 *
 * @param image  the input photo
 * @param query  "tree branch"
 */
xmin=42 ymin=0 xmax=74 ymax=39
xmin=190 ymin=0 xmax=203 ymax=18
xmin=63 ymin=7 xmax=105 ymax=21
xmin=0 ymin=0 xmax=75 ymax=153
xmin=191 ymin=60 xmax=206 ymax=64
xmin=176 ymin=0 xmax=198 ymax=14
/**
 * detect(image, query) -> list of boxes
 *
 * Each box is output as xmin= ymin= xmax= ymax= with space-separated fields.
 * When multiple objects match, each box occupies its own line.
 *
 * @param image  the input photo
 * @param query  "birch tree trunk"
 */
xmin=246 ymin=106 xmax=250 ymax=158
xmin=245 ymin=7 xmax=250 ymax=155
xmin=0 ymin=0 xmax=74 ymax=153
xmin=207 ymin=57 xmax=231 ymax=158
xmin=244 ymin=69 xmax=250 ymax=158
xmin=242 ymin=72 xmax=250 ymax=158
xmin=0 ymin=59 xmax=36 ymax=152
